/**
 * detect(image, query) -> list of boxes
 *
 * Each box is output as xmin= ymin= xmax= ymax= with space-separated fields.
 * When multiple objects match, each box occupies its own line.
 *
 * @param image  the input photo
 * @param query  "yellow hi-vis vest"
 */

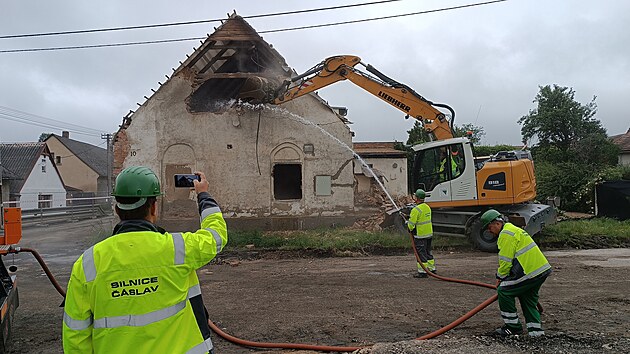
xmin=407 ymin=203 xmax=433 ymax=238
xmin=497 ymin=222 xmax=551 ymax=288
xmin=62 ymin=207 xmax=227 ymax=354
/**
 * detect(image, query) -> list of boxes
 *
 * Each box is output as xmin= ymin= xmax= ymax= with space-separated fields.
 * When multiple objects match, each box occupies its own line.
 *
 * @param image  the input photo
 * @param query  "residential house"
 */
xmin=113 ymin=14 xmax=358 ymax=231
xmin=611 ymin=128 xmax=630 ymax=165
xmin=0 ymin=143 xmax=66 ymax=209
xmin=353 ymin=142 xmax=408 ymax=198
xmin=45 ymin=131 xmax=110 ymax=197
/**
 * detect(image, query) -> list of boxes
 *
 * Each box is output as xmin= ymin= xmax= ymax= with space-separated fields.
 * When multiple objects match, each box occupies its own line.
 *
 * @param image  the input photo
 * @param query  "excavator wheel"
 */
xmin=467 ymin=217 xmax=498 ymax=253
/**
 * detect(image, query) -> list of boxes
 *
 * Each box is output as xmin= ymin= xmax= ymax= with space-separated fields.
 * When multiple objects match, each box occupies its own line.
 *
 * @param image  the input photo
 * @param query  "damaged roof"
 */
xmin=611 ymin=128 xmax=630 ymax=152
xmin=120 ymin=13 xmax=349 ymax=129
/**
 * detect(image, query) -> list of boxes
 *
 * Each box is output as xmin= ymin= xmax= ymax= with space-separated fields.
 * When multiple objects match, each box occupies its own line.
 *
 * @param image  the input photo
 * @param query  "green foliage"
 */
xmin=406 ymin=121 xmax=485 ymax=145
xmin=534 ymin=162 xmax=595 ymax=212
xmin=519 ymin=85 xmax=620 ymax=211
xmin=473 ymin=145 xmax=518 ymax=157
xmin=597 ymin=164 xmax=630 ymax=181
xmin=518 ymin=85 xmax=603 ymax=156
xmin=38 ymin=132 xmax=52 ymax=142
xmin=452 ymin=123 xmax=485 ymax=145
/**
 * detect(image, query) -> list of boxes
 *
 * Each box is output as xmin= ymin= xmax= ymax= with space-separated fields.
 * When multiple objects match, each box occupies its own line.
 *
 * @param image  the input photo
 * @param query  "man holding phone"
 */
xmin=63 ymin=166 xmax=227 ymax=353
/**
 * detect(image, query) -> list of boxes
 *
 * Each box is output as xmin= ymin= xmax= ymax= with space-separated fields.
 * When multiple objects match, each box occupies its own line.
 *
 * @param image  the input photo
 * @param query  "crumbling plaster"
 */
xmin=114 ymin=70 xmax=356 ymax=224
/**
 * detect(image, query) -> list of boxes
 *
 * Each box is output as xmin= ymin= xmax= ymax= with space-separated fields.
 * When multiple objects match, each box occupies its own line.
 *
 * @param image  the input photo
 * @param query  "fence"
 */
xmin=1 ymin=197 xmax=113 ymax=227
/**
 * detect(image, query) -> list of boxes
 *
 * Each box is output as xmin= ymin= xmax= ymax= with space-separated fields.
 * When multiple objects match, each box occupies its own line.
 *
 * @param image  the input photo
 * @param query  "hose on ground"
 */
xmin=12 ymin=236 xmax=514 ymax=352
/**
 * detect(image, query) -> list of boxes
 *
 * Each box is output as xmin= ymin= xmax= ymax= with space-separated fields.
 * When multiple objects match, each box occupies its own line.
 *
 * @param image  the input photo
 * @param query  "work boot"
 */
xmin=413 ymin=272 xmax=428 ymax=278
xmin=494 ymin=325 xmax=523 ymax=337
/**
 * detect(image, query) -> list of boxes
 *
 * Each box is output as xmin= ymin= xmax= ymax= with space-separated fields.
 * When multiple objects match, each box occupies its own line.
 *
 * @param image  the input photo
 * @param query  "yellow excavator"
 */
xmin=239 ymin=55 xmax=555 ymax=251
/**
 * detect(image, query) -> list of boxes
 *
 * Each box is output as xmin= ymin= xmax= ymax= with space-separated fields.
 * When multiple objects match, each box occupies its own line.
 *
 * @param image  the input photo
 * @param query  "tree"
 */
xmin=452 ymin=123 xmax=485 ymax=145
xmin=519 ymin=85 xmax=620 ymax=211
xmin=518 ymin=85 xmax=616 ymax=164
xmin=38 ymin=132 xmax=52 ymax=142
xmin=406 ymin=121 xmax=485 ymax=146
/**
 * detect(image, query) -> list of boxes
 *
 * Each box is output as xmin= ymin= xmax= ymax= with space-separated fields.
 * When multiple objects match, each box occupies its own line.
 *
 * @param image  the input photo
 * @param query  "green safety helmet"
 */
xmin=112 ymin=166 xmax=162 ymax=199
xmin=415 ymin=189 xmax=426 ymax=199
xmin=480 ymin=209 xmax=502 ymax=229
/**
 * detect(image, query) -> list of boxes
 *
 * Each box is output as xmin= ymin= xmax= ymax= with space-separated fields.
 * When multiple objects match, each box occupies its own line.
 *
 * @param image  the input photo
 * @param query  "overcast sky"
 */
xmin=1 ymin=0 xmax=629 ymax=147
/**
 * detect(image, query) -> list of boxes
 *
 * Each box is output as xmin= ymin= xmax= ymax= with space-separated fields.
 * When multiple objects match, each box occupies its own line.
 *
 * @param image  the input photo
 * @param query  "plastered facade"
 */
xmin=114 ymin=73 xmax=356 ymax=227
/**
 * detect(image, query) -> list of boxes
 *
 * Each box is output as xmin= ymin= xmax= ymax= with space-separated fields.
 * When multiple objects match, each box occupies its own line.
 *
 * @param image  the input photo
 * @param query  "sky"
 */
xmin=1 ymin=0 xmax=629 ymax=147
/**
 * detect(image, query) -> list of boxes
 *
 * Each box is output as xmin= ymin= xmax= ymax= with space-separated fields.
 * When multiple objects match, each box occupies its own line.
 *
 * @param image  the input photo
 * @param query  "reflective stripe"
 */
xmin=528 ymin=330 xmax=545 ymax=337
xmin=417 ymin=221 xmax=431 ymax=225
xmin=414 ymin=234 xmax=433 ymax=239
xmin=500 ymin=263 xmax=551 ymax=287
xmin=93 ymin=300 xmax=186 ymax=329
xmin=188 ymin=283 xmax=201 ymax=298
xmin=205 ymin=228 xmax=223 ymax=253
xmin=501 ymin=311 xmax=518 ymax=318
xmin=496 ymin=272 xmax=507 ymax=279
xmin=499 ymin=255 xmax=513 ymax=263
xmin=407 ymin=221 xmax=416 ymax=226
xmin=187 ymin=337 xmax=214 ymax=354
xmin=527 ymin=322 xmax=542 ymax=329
xmin=172 ymin=233 xmax=186 ymax=265
xmin=501 ymin=230 xmax=515 ymax=236
xmin=515 ymin=242 xmax=537 ymax=257
xmin=64 ymin=312 xmax=93 ymax=331
xmin=82 ymin=246 xmax=96 ymax=282
xmin=92 ymin=283 xmax=200 ymax=330
xmin=200 ymin=207 xmax=221 ymax=223
xmin=502 ymin=318 xmax=520 ymax=324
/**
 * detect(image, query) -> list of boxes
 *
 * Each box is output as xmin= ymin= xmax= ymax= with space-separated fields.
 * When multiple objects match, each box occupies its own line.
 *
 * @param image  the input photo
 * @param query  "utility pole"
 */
xmin=101 ymin=133 xmax=112 ymax=198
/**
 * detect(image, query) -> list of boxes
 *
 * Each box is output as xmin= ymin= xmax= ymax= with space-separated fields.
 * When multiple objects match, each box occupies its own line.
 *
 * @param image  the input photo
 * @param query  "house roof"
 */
xmin=45 ymin=134 xmax=109 ymax=177
xmin=118 ymin=12 xmax=348 ymax=132
xmin=611 ymin=128 xmax=630 ymax=152
xmin=0 ymin=143 xmax=51 ymax=194
xmin=353 ymin=142 xmax=407 ymax=158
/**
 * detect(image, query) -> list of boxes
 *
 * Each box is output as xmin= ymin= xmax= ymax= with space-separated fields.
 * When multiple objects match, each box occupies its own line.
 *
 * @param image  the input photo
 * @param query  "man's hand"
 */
xmin=193 ymin=171 xmax=209 ymax=194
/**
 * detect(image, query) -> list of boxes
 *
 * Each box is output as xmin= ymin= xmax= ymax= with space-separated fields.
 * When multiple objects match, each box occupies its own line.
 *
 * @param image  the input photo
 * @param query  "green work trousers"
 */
xmin=497 ymin=275 xmax=547 ymax=336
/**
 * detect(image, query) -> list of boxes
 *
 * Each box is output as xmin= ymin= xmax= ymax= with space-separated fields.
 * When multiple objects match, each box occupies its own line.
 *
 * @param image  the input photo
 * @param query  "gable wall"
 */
xmin=115 ymin=72 xmax=355 ymax=224
xmin=19 ymin=154 xmax=66 ymax=209
xmin=46 ymin=137 xmax=100 ymax=193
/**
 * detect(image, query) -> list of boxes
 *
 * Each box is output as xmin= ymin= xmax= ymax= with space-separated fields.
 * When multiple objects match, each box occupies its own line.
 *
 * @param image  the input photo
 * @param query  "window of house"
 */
xmin=41 ymin=158 xmax=47 ymax=173
xmin=56 ymin=156 xmax=62 ymax=165
xmin=38 ymin=194 xmax=52 ymax=209
xmin=273 ymin=164 xmax=302 ymax=200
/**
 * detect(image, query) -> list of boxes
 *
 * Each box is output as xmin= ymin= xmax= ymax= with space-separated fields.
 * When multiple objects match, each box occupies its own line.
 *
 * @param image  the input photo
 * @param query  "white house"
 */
xmin=0 ymin=143 xmax=66 ymax=210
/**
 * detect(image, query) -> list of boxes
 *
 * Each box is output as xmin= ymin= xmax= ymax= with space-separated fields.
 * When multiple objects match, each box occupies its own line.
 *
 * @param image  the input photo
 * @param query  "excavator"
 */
xmin=238 ymin=55 xmax=555 ymax=251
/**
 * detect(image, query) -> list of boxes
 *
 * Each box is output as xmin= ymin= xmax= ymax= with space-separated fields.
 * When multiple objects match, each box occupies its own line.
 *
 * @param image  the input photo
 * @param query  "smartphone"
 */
xmin=174 ymin=174 xmax=200 ymax=188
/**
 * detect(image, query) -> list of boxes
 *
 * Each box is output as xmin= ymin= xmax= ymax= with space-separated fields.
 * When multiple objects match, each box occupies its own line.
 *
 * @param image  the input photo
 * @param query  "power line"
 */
xmin=0 ymin=0 xmax=405 ymax=39
xmin=0 ymin=0 xmax=508 ymax=54
xmin=0 ymin=109 xmax=104 ymax=137
xmin=0 ymin=106 xmax=105 ymax=134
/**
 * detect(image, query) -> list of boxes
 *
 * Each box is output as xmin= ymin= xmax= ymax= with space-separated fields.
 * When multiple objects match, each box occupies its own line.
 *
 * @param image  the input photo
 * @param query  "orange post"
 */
xmin=2 ymin=207 xmax=22 ymax=245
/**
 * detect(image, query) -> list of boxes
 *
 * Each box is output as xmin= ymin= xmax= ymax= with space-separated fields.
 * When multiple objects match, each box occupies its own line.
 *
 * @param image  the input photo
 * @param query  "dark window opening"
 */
xmin=273 ymin=164 xmax=302 ymax=200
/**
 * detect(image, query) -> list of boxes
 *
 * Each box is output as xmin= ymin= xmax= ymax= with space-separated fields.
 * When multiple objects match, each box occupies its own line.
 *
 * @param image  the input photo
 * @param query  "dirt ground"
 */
xmin=7 ymin=217 xmax=630 ymax=353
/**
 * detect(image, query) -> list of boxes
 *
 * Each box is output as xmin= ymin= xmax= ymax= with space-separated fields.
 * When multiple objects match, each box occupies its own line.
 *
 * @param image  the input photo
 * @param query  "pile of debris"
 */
xmin=351 ymin=186 xmax=414 ymax=231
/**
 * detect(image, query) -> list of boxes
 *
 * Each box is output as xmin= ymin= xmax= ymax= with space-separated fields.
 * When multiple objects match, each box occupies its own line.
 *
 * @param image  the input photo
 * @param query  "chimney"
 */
xmin=62 ymin=131 xmax=70 ymax=138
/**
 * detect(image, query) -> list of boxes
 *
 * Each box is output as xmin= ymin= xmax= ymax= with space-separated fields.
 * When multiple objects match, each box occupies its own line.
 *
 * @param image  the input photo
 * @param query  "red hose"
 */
xmin=14 ymin=238 xmax=517 ymax=352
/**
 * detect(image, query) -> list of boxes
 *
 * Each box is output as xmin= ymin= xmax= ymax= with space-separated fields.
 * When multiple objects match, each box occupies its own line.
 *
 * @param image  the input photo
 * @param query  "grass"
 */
xmin=225 ymin=217 xmax=630 ymax=254
xmin=538 ymin=217 xmax=630 ymax=249
xmin=224 ymin=228 xmax=470 ymax=253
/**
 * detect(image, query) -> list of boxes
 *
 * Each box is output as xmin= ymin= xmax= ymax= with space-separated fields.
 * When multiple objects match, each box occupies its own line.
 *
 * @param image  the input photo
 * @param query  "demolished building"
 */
xmin=113 ymin=14 xmax=383 ymax=231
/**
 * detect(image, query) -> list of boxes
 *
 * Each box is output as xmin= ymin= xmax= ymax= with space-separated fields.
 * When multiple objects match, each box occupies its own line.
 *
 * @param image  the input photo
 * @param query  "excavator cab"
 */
xmin=412 ymin=138 xmax=477 ymax=205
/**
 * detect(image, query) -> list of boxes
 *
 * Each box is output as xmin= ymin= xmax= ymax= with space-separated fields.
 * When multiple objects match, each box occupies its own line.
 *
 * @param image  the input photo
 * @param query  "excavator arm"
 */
xmin=249 ymin=55 xmax=455 ymax=141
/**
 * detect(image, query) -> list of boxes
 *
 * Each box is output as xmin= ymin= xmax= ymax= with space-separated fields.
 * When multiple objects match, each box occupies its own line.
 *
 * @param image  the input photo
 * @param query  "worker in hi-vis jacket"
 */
xmin=63 ymin=166 xmax=227 ymax=353
xmin=407 ymin=189 xmax=435 ymax=278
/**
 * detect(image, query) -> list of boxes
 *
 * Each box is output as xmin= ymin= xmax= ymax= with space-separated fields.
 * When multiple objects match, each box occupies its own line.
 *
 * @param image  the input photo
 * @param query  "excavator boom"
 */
xmin=245 ymin=55 xmax=456 ymax=141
